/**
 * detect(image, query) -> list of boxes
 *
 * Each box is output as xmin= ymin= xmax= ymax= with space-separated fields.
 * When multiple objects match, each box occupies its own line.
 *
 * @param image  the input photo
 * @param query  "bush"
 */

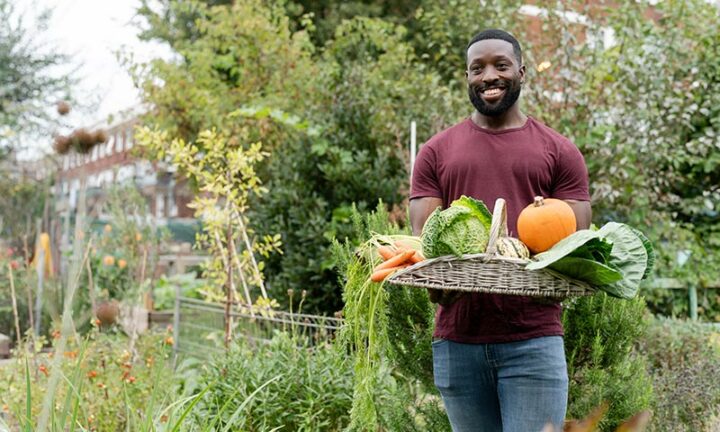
xmin=192 ymin=331 xmax=353 ymax=431
xmin=639 ymin=319 xmax=720 ymax=431
xmin=562 ymin=293 xmax=654 ymax=431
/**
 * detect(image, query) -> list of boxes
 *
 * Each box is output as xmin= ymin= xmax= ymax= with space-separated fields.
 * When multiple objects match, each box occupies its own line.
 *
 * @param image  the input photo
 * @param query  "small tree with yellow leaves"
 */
xmin=135 ymin=124 xmax=281 ymax=347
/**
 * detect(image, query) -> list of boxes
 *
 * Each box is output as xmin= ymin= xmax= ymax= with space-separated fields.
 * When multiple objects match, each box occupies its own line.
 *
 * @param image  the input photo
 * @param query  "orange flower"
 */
xmin=145 ymin=356 xmax=154 ymax=367
xmin=160 ymin=415 xmax=168 ymax=423
xmin=63 ymin=350 xmax=78 ymax=359
xmin=93 ymin=318 xmax=101 ymax=326
xmin=38 ymin=365 xmax=49 ymax=377
xmin=103 ymin=224 xmax=112 ymax=233
xmin=88 ymin=415 xmax=95 ymax=423
xmin=117 ymin=259 xmax=127 ymax=269
xmin=102 ymin=255 xmax=115 ymax=266
xmin=135 ymin=233 xmax=143 ymax=242
xmin=164 ymin=336 xmax=174 ymax=346
xmin=87 ymin=370 xmax=98 ymax=379
xmin=126 ymin=376 xmax=136 ymax=384
xmin=51 ymin=329 xmax=61 ymax=339
xmin=9 ymin=260 xmax=19 ymax=270
xmin=97 ymin=383 xmax=106 ymax=389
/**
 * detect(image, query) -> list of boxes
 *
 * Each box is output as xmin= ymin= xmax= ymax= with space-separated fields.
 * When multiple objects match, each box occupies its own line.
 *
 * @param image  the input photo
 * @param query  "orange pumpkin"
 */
xmin=517 ymin=196 xmax=576 ymax=254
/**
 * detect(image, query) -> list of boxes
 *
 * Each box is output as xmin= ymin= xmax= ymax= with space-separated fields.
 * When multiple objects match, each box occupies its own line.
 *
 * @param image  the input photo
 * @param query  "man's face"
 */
xmin=466 ymin=39 xmax=525 ymax=117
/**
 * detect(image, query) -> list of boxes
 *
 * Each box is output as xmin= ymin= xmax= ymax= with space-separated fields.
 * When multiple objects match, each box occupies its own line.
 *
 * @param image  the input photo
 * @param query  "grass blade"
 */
xmin=58 ymin=344 xmax=88 ymax=429
xmin=24 ymin=357 xmax=32 ymax=432
xmin=220 ymin=374 xmax=283 ymax=432
xmin=168 ymin=384 xmax=214 ymax=432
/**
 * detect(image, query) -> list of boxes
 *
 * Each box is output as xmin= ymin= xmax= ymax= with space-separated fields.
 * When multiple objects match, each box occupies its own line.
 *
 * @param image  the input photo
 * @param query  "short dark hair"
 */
xmin=466 ymin=29 xmax=522 ymax=64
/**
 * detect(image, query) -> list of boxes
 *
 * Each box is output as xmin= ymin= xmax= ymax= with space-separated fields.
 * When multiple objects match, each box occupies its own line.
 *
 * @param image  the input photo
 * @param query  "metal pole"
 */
xmin=410 ymin=121 xmax=417 ymax=180
xmin=689 ymin=285 xmax=698 ymax=321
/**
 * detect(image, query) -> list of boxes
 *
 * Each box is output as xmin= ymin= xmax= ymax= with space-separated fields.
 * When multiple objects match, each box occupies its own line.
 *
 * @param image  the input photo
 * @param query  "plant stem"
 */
xmin=8 ymin=264 xmax=22 ymax=347
xmin=228 ymin=234 xmax=254 ymax=312
xmin=232 ymin=206 xmax=268 ymax=299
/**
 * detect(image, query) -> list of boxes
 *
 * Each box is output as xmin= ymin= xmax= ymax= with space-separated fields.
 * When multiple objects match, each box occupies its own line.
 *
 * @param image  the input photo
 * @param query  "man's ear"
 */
xmin=519 ymin=64 xmax=526 ymax=84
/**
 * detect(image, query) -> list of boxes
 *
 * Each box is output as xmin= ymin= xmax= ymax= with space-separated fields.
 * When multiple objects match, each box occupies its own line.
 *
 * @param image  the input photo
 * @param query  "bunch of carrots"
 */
xmin=369 ymin=244 xmax=425 ymax=283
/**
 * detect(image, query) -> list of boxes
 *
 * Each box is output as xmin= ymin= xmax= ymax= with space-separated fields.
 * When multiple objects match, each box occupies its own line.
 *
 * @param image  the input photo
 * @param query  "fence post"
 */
xmin=172 ymin=283 xmax=181 ymax=366
xmin=688 ymin=285 xmax=698 ymax=321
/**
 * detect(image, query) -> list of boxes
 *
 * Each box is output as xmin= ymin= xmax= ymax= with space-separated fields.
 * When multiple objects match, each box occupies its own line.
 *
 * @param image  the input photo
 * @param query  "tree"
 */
xmin=132 ymin=0 xmax=462 ymax=313
xmin=0 ymin=0 xmax=73 ymax=155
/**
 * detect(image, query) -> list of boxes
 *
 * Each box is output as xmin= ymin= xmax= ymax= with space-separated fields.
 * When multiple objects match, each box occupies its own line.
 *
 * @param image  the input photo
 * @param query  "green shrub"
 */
xmin=563 ymin=293 xmax=653 ymax=430
xmin=640 ymin=319 xmax=720 ymax=431
xmin=192 ymin=331 xmax=353 ymax=431
xmin=332 ymin=203 xmax=449 ymax=431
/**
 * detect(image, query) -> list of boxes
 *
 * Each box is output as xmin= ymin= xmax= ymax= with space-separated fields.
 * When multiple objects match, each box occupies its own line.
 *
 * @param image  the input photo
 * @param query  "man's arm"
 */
xmin=564 ymin=199 xmax=592 ymax=230
xmin=409 ymin=197 xmax=443 ymax=236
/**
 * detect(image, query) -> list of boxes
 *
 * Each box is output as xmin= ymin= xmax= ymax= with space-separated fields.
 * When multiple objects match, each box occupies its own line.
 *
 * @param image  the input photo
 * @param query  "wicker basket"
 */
xmin=387 ymin=198 xmax=596 ymax=299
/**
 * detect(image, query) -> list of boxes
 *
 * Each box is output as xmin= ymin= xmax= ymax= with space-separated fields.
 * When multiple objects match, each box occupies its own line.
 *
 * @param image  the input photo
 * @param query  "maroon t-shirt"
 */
xmin=411 ymin=116 xmax=590 ymax=344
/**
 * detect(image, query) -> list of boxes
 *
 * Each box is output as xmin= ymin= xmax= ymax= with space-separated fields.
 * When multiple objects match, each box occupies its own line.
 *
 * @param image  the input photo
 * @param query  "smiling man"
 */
xmin=409 ymin=29 xmax=592 ymax=431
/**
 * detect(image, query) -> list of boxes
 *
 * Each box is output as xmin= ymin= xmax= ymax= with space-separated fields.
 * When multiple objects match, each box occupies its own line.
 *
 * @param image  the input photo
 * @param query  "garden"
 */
xmin=1 ymin=0 xmax=720 ymax=431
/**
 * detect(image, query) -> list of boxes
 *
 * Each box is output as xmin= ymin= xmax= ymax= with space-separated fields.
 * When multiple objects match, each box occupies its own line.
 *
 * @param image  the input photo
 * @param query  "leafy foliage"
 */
xmin=0 ymin=330 xmax=177 ymax=432
xmin=0 ymin=0 xmax=73 ymax=154
xmin=135 ymin=123 xmax=282 ymax=317
xmin=332 ymin=203 xmax=448 ymax=431
xmin=639 ymin=319 xmax=720 ymax=431
xmin=563 ymin=293 xmax=653 ymax=431
xmin=192 ymin=332 xmax=353 ymax=431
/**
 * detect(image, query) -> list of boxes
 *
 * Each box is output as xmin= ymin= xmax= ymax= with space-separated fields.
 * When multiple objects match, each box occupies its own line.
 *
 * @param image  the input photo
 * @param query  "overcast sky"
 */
xmin=17 ymin=0 xmax=172 ymax=157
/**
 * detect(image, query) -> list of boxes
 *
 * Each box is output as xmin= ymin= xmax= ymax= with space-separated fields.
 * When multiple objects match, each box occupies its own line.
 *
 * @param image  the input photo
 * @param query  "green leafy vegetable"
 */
xmin=450 ymin=195 xmax=492 ymax=227
xmin=421 ymin=197 xmax=491 ymax=258
xmin=526 ymin=230 xmax=606 ymax=271
xmin=527 ymin=222 xmax=653 ymax=299
xmin=595 ymin=222 xmax=648 ymax=299
xmin=548 ymin=257 xmax=623 ymax=285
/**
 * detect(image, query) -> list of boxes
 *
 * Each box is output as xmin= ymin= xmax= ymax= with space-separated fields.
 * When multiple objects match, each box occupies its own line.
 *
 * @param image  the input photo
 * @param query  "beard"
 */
xmin=468 ymin=77 xmax=522 ymax=117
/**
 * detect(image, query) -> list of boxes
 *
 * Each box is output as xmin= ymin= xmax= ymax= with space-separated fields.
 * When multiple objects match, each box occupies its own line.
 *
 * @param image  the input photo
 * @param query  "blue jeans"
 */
xmin=432 ymin=336 xmax=568 ymax=432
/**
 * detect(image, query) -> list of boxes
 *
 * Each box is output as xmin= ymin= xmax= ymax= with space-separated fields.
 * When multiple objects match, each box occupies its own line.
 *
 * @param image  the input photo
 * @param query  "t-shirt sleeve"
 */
xmin=551 ymin=140 xmax=591 ymax=201
xmin=410 ymin=143 xmax=443 ymax=200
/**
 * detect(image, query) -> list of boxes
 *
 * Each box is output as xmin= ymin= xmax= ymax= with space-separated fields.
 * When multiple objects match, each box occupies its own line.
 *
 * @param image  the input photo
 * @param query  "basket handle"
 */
xmin=485 ymin=198 xmax=508 ymax=254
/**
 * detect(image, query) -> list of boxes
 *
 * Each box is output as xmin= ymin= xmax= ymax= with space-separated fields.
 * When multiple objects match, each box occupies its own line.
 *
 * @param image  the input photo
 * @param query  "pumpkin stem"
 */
xmin=533 ymin=196 xmax=545 ymax=207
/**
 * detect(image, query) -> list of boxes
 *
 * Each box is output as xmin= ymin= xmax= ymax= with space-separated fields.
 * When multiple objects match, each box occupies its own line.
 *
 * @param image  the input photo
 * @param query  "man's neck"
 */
xmin=470 ymin=107 xmax=527 ymax=131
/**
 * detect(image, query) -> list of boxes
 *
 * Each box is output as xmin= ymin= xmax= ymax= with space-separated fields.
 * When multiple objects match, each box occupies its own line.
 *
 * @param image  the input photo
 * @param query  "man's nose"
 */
xmin=482 ymin=67 xmax=499 ymax=83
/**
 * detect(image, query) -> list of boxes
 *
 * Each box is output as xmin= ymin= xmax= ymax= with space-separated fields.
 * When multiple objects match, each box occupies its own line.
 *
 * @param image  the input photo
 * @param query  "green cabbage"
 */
xmin=421 ymin=197 xmax=491 ymax=258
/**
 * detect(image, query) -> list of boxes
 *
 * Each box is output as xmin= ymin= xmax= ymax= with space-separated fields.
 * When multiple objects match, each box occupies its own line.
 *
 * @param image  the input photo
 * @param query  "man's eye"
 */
xmin=497 ymin=64 xmax=508 ymax=70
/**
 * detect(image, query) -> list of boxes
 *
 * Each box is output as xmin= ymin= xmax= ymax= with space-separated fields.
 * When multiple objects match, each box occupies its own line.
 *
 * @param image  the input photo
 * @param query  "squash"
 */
xmin=495 ymin=237 xmax=530 ymax=259
xmin=517 ymin=196 xmax=576 ymax=254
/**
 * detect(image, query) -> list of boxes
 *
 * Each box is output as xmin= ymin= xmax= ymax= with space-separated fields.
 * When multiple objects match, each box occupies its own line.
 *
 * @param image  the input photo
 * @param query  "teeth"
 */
xmin=484 ymin=88 xmax=503 ymax=96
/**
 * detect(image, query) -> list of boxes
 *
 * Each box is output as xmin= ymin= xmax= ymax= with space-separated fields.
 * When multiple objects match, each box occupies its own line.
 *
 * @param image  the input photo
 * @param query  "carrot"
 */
xmin=370 ymin=264 xmax=410 ymax=282
xmin=377 ymin=246 xmax=396 ymax=261
xmin=374 ymin=249 xmax=415 ymax=271
xmin=409 ymin=251 xmax=425 ymax=264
